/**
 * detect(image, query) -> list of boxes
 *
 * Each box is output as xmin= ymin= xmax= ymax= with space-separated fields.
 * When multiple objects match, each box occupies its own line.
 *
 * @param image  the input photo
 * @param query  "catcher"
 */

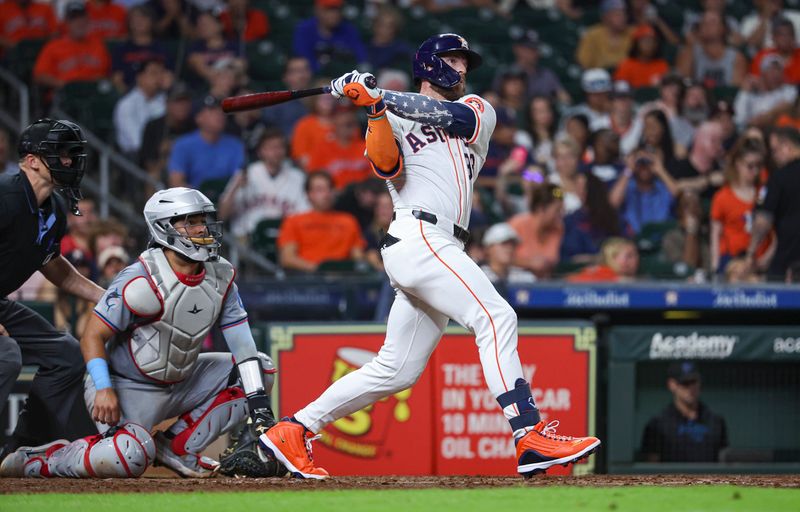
xmin=1 ymin=187 xmax=283 ymax=478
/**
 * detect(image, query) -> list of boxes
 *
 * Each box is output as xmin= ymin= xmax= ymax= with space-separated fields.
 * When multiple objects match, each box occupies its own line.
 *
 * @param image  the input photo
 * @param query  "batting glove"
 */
xmin=330 ymin=70 xmax=359 ymax=99
xmin=343 ymin=72 xmax=383 ymax=107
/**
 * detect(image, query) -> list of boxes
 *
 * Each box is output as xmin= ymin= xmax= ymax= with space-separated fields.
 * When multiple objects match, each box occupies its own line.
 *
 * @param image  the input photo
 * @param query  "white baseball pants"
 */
xmin=295 ymin=211 xmax=524 ymax=433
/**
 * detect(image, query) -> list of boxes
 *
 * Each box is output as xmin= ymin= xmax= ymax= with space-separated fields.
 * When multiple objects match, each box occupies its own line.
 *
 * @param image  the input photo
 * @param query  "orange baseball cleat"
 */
xmin=259 ymin=419 xmax=329 ymax=479
xmin=515 ymin=420 xmax=601 ymax=477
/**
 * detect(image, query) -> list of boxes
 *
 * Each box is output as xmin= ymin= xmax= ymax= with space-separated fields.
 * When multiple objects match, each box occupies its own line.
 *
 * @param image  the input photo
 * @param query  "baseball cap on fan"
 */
xmin=64 ymin=0 xmax=87 ymax=19
xmin=582 ymin=68 xmax=612 ymax=94
xmin=192 ymin=94 xmax=222 ymax=115
xmin=667 ymin=361 xmax=701 ymax=384
xmin=482 ymin=223 xmax=519 ymax=247
xmin=611 ymin=80 xmax=632 ymax=99
xmin=511 ymin=29 xmax=540 ymax=49
xmin=760 ymin=53 xmax=786 ymax=72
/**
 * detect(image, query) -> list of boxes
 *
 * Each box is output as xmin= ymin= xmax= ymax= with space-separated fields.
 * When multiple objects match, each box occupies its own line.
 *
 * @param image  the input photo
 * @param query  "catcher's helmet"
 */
xmin=18 ymin=118 xmax=87 ymax=215
xmin=143 ymin=187 xmax=222 ymax=262
xmin=412 ymin=33 xmax=482 ymax=89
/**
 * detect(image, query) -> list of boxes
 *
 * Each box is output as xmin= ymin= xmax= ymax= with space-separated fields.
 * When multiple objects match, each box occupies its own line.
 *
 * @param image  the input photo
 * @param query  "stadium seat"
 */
xmin=251 ymin=218 xmax=283 ymax=263
xmin=317 ymin=259 xmax=371 ymax=273
xmin=198 ymin=178 xmax=230 ymax=205
xmin=638 ymin=253 xmax=693 ymax=279
xmin=246 ymin=41 xmax=287 ymax=82
xmin=3 ymin=39 xmax=46 ymax=83
xmin=55 ymin=80 xmax=120 ymax=141
xmin=633 ymin=86 xmax=660 ymax=103
xmin=635 ymin=220 xmax=678 ymax=254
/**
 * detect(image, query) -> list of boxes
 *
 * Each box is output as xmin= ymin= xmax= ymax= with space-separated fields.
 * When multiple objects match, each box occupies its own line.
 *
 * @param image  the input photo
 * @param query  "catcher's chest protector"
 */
xmin=131 ymin=248 xmax=234 ymax=383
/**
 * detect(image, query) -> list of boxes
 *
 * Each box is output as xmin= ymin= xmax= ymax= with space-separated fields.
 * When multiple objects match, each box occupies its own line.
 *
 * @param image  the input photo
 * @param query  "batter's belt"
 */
xmin=392 ymin=209 xmax=470 ymax=244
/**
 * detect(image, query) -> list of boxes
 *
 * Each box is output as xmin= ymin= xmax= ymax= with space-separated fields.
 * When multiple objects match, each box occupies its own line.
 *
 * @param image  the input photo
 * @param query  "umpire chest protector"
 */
xmin=126 ymin=248 xmax=234 ymax=383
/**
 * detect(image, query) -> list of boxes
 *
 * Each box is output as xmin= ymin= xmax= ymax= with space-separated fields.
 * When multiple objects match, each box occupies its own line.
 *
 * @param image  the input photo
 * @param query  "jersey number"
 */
xmin=463 ymin=152 xmax=476 ymax=180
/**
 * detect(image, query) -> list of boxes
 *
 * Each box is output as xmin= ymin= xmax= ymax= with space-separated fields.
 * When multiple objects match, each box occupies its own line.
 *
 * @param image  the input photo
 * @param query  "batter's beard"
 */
xmin=431 ymin=81 xmax=466 ymax=101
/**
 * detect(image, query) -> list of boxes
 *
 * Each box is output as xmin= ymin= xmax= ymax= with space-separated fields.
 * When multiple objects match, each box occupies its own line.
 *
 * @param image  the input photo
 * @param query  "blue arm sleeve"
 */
xmin=382 ymin=91 xmax=477 ymax=138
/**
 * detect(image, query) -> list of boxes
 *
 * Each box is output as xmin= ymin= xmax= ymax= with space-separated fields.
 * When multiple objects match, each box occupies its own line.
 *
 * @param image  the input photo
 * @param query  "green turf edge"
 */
xmin=1 ymin=485 xmax=798 ymax=512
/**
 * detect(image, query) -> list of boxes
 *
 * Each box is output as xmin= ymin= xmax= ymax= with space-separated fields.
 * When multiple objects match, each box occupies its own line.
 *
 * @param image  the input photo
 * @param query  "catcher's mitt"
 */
xmin=219 ymin=421 xmax=287 ymax=478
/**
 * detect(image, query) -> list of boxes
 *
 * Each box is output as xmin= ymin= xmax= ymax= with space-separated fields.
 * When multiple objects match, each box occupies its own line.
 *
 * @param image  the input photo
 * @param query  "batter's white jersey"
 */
xmin=386 ymin=94 xmax=496 ymax=227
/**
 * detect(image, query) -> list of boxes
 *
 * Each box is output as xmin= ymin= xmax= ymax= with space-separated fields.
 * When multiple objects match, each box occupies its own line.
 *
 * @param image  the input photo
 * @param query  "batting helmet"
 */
xmin=412 ymin=33 xmax=482 ymax=89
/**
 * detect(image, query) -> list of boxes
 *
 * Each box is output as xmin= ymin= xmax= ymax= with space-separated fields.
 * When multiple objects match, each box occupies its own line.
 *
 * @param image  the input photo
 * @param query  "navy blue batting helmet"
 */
xmin=413 ymin=33 xmax=482 ymax=89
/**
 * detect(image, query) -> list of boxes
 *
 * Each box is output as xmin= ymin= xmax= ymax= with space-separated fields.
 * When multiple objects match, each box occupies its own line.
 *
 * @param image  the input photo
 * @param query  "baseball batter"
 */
xmin=0 ymin=188 xmax=281 ymax=478
xmin=261 ymin=34 xmax=600 ymax=479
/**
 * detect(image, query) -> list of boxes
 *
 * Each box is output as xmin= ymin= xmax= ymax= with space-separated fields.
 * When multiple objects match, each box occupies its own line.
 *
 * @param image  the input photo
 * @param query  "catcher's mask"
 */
xmin=144 ymin=187 xmax=223 ymax=262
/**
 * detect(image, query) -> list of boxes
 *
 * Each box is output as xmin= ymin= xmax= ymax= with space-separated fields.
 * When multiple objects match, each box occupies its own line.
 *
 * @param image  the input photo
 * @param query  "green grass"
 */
xmin=1 ymin=486 xmax=797 ymax=512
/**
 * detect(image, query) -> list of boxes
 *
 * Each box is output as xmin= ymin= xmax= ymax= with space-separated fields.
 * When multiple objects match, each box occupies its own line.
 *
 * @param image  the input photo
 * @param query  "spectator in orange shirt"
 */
xmin=306 ymin=105 xmax=371 ymax=189
xmin=220 ymin=0 xmax=269 ymax=42
xmin=750 ymin=17 xmax=800 ymax=85
xmin=33 ymin=2 xmax=111 ymax=91
xmin=568 ymin=237 xmax=639 ymax=282
xmin=277 ymin=171 xmax=366 ymax=272
xmin=0 ymin=0 xmax=57 ymax=49
xmin=509 ymin=183 xmax=565 ymax=279
xmin=710 ymin=137 xmax=774 ymax=274
xmin=85 ymin=0 xmax=127 ymax=39
xmin=614 ymin=24 xmax=670 ymax=89
xmin=291 ymin=86 xmax=336 ymax=169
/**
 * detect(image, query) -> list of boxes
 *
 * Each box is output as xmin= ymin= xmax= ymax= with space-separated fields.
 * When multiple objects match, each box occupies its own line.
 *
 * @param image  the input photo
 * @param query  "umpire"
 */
xmin=0 ymin=119 xmax=104 ymax=459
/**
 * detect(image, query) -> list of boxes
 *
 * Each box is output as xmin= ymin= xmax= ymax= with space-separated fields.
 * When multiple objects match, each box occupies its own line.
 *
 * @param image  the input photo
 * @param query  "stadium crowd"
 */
xmin=4 ymin=0 xmax=800 ymax=310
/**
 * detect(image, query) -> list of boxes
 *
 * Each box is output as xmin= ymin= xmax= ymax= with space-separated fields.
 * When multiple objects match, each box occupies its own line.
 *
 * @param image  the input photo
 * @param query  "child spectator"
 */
xmin=567 ymin=237 xmax=639 ymax=282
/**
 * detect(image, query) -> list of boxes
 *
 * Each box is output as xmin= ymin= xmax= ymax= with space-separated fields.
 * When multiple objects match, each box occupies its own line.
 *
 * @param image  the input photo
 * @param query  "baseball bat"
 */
xmin=221 ymin=76 xmax=377 ymax=113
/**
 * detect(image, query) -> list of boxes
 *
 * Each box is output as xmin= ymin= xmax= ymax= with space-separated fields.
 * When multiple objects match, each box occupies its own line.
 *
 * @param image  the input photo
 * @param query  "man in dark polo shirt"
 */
xmin=640 ymin=362 xmax=728 ymax=462
xmin=747 ymin=126 xmax=800 ymax=279
xmin=0 ymin=119 xmax=104 ymax=459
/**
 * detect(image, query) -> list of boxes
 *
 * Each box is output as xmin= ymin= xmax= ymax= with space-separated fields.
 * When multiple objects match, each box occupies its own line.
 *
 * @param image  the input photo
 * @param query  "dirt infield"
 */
xmin=1 ymin=474 xmax=799 ymax=494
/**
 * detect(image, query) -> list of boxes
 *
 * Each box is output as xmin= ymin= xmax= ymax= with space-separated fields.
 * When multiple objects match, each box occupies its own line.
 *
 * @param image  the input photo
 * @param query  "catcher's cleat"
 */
xmin=219 ymin=421 xmax=287 ymax=478
xmin=259 ymin=419 xmax=329 ymax=480
xmin=153 ymin=432 xmax=220 ymax=478
xmin=0 ymin=439 xmax=68 ymax=477
xmin=516 ymin=420 xmax=600 ymax=478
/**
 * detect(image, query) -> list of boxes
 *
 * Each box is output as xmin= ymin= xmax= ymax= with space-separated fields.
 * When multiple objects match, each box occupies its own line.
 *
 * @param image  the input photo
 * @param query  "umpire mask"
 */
xmin=18 ymin=119 xmax=88 ymax=215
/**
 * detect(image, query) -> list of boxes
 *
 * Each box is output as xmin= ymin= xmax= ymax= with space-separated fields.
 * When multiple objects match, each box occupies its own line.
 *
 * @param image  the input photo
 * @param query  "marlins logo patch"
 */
xmin=465 ymin=97 xmax=485 ymax=113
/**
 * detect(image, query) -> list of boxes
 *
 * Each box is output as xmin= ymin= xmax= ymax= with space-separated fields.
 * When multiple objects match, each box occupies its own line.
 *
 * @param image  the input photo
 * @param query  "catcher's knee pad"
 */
xmin=81 ymin=423 xmax=155 ymax=478
xmin=169 ymin=387 xmax=248 ymax=456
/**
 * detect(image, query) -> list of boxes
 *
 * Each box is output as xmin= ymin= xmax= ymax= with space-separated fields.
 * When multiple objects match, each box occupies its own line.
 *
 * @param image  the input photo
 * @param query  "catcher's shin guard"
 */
xmin=0 ymin=424 xmax=155 ymax=478
xmin=158 ymin=387 xmax=248 ymax=477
